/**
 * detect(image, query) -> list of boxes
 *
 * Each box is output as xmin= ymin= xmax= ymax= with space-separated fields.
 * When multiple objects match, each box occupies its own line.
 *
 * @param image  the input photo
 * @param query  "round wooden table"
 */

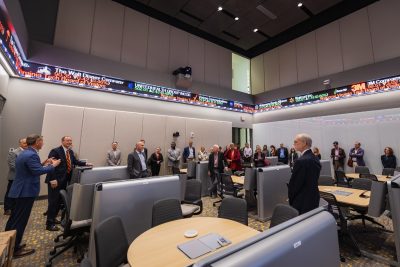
xmin=127 ymin=217 xmax=259 ymax=267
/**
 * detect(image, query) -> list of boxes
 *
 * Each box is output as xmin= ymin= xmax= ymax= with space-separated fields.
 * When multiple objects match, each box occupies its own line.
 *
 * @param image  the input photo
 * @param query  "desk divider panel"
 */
xmin=320 ymin=159 xmax=333 ymax=177
xmin=196 ymin=161 xmax=210 ymax=196
xmin=265 ymin=156 xmax=278 ymax=166
xmin=89 ymin=176 xmax=181 ymax=266
xmin=368 ymin=180 xmax=387 ymax=217
xmin=187 ymin=161 xmax=197 ymax=178
xmin=257 ymin=165 xmax=292 ymax=221
xmin=387 ymin=175 xmax=400 ymax=265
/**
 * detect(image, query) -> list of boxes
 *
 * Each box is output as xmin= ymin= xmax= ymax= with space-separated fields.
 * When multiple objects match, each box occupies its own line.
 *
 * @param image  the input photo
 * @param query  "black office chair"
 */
xmin=95 ymin=216 xmax=129 ymax=267
xmin=221 ymin=173 xmax=244 ymax=198
xmin=269 ymin=204 xmax=299 ymax=228
xmin=348 ymin=178 xmax=384 ymax=229
xmin=359 ymin=173 xmax=378 ymax=181
xmin=319 ymin=191 xmax=361 ymax=257
xmin=396 ymin=166 xmax=400 ymax=172
xmin=334 ymin=170 xmax=350 ymax=187
xmin=382 ymin=168 xmax=395 ymax=176
xmin=181 ymin=179 xmax=203 ymax=217
xmin=46 ymin=188 xmax=91 ymax=267
xmin=318 ymin=175 xmax=335 ymax=186
xmin=355 ymin=166 xmax=370 ymax=174
xmin=218 ymin=198 xmax=248 ymax=225
xmin=152 ymin=198 xmax=183 ymax=227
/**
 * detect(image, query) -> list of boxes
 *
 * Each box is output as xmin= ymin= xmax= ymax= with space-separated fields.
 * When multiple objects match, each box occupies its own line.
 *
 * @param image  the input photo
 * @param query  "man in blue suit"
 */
xmin=5 ymin=134 xmax=60 ymax=258
xmin=183 ymin=140 xmax=195 ymax=163
xmin=45 ymin=136 xmax=91 ymax=231
xmin=288 ymin=134 xmax=321 ymax=214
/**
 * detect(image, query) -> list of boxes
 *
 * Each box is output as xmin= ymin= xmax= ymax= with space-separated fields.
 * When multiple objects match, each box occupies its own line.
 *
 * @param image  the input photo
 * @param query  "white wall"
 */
xmin=251 ymin=0 xmax=400 ymax=93
xmin=253 ymin=107 xmax=400 ymax=175
xmin=54 ymin=0 xmax=232 ymax=90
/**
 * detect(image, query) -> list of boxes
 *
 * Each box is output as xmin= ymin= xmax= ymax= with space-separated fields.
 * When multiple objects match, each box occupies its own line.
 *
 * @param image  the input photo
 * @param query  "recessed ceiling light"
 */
xmin=297 ymin=2 xmax=303 ymax=7
xmin=253 ymin=28 xmax=258 ymax=32
xmin=217 ymin=6 xmax=223 ymax=11
xmin=234 ymin=17 xmax=239 ymax=21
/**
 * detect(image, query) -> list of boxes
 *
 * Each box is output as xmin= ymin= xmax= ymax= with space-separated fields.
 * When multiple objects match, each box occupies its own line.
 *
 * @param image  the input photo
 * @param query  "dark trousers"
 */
xmin=5 ymin=197 xmax=35 ymax=251
xmin=46 ymin=179 xmax=67 ymax=226
xmin=209 ymin=170 xmax=219 ymax=196
xmin=151 ymin=165 xmax=160 ymax=176
xmin=4 ymin=180 xmax=16 ymax=211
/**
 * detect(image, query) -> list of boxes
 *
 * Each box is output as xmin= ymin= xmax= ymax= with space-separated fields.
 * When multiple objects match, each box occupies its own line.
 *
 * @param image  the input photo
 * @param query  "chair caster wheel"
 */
xmin=49 ymin=249 xmax=56 ymax=255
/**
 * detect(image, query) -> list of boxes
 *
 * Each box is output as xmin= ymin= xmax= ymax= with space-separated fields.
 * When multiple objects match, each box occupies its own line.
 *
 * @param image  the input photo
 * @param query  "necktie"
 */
xmin=66 ymin=150 xmax=72 ymax=173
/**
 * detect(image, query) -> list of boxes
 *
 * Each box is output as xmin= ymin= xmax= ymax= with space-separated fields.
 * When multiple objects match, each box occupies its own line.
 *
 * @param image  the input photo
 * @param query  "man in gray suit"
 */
xmin=127 ymin=141 xmax=148 ymax=179
xmin=4 ymin=138 xmax=27 ymax=215
xmin=106 ymin=141 xmax=121 ymax=166
xmin=167 ymin=141 xmax=181 ymax=174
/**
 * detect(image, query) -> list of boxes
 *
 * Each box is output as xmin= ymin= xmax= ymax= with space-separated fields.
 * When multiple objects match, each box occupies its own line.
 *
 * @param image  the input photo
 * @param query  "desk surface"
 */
xmin=319 ymin=186 xmax=370 ymax=208
xmin=231 ymin=175 xmax=244 ymax=185
xmin=345 ymin=173 xmax=390 ymax=182
xmin=127 ymin=217 xmax=259 ymax=267
xmin=180 ymin=168 xmax=187 ymax=174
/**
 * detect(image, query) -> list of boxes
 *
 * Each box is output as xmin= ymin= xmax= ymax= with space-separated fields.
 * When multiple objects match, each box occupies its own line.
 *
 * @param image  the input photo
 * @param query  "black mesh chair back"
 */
xmin=382 ymin=168 xmax=395 ymax=176
xmin=218 ymin=198 xmax=248 ymax=225
xmin=334 ymin=170 xmax=349 ymax=187
xmin=59 ymin=189 xmax=72 ymax=232
xmin=95 ymin=216 xmax=129 ymax=267
xmin=319 ymin=191 xmax=344 ymax=221
xmin=221 ymin=174 xmax=243 ymax=197
xmin=351 ymin=178 xmax=372 ymax=191
xmin=269 ymin=204 xmax=299 ymax=228
xmin=182 ymin=179 xmax=203 ymax=214
xmin=152 ymin=198 xmax=183 ymax=227
xmin=318 ymin=175 xmax=335 ymax=186
xmin=355 ymin=166 xmax=370 ymax=174
xmin=396 ymin=166 xmax=400 ymax=172
xmin=359 ymin=173 xmax=378 ymax=181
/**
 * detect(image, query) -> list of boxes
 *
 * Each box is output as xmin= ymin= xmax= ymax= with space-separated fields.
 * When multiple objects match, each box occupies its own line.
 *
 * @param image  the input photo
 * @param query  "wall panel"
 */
xmin=169 ymin=27 xmax=189 ymax=72
xmin=121 ymin=8 xmax=149 ymax=68
xmin=278 ymin=41 xmax=297 ymax=87
xmin=188 ymin=34 xmax=205 ymax=83
xmin=147 ymin=18 xmax=170 ymax=72
xmin=264 ymin=49 xmax=280 ymax=92
xmin=114 ymin=111 xmax=143 ymax=165
xmin=90 ymin=0 xmax=124 ymax=61
xmin=204 ymin=41 xmax=220 ymax=85
xmin=296 ymin=32 xmax=319 ymax=82
xmin=79 ymin=108 xmax=116 ymax=166
xmin=218 ymin=47 xmax=232 ymax=89
xmin=250 ymin=54 xmax=264 ymax=94
xmin=54 ymin=0 xmax=95 ymax=54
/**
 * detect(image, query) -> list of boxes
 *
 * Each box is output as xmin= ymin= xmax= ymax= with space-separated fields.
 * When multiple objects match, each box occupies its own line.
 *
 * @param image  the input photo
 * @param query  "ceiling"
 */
xmin=114 ymin=0 xmax=379 ymax=58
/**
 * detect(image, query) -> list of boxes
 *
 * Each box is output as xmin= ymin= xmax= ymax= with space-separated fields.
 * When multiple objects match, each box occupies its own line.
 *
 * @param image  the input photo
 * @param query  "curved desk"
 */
xmin=127 ymin=217 xmax=259 ymax=267
xmin=319 ymin=185 xmax=370 ymax=208
xmin=346 ymin=173 xmax=390 ymax=182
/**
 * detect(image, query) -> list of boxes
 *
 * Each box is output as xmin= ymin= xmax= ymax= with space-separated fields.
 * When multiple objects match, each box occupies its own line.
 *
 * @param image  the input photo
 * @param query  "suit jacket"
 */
xmin=148 ymin=152 xmax=164 ymax=168
xmin=277 ymin=147 xmax=289 ymax=163
xmin=208 ymin=152 xmax=225 ymax=174
xmin=330 ymin=147 xmax=346 ymax=164
xmin=253 ymin=152 xmax=266 ymax=168
xmin=7 ymin=147 xmax=24 ymax=181
xmin=224 ymin=149 xmax=241 ymax=171
xmin=167 ymin=148 xmax=181 ymax=167
xmin=183 ymin=146 xmax=196 ymax=163
xmin=127 ymin=151 xmax=147 ymax=178
xmin=381 ymin=155 xmax=396 ymax=169
xmin=288 ymin=149 xmax=321 ymax=214
xmin=8 ymin=147 xmax=54 ymax=198
xmin=349 ymin=148 xmax=365 ymax=166
xmin=106 ymin=149 xmax=121 ymax=166
xmin=45 ymin=146 xmax=86 ymax=183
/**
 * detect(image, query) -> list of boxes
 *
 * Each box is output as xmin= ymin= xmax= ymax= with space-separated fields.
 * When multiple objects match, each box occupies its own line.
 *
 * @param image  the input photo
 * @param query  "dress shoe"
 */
xmin=19 ymin=243 xmax=26 ymax=249
xmin=4 ymin=210 xmax=11 ymax=215
xmin=46 ymin=225 xmax=60 ymax=231
xmin=54 ymin=219 xmax=61 ymax=224
xmin=13 ymin=247 xmax=35 ymax=259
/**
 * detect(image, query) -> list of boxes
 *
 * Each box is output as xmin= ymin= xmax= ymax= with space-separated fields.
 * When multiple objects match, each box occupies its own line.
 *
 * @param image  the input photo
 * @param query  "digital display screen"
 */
xmin=0 ymin=5 xmax=399 ymax=115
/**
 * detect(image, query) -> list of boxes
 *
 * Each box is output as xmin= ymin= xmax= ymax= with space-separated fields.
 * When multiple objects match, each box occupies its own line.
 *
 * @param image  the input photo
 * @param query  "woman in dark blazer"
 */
xmin=253 ymin=146 xmax=266 ymax=168
xmin=148 ymin=147 xmax=164 ymax=176
xmin=381 ymin=147 xmax=396 ymax=169
xmin=289 ymin=147 xmax=298 ymax=167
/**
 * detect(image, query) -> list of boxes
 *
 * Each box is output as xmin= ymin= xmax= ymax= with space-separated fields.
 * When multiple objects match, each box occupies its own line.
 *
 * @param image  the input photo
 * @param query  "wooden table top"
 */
xmin=180 ymin=168 xmax=187 ymax=174
xmin=319 ymin=185 xmax=370 ymax=208
xmin=127 ymin=217 xmax=259 ymax=267
xmin=231 ymin=175 xmax=244 ymax=185
xmin=345 ymin=173 xmax=390 ymax=182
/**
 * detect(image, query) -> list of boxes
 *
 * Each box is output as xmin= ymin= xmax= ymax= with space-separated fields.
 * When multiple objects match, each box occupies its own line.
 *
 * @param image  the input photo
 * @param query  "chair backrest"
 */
xmin=218 ymin=198 xmax=248 ymax=225
xmin=382 ymin=168 xmax=395 ymax=176
xmin=269 ymin=204 xmax=299 ymax=228
xmin=187 ymin=161 xmax=197 ymax=178
xmin=95 ymin=216 xmax=129 ymax=267
xmin=351 ymin=178 xmax=372 ymax=191
xmin=221 ymin=174 xmax=237 ymax=196
xmin=318 ymin=175 xmax=335 ymax=186
xmin=152 ymin=198 xmax=183 ymax=227
xmin=359 ymin=173 xmax=378 ymax=181
xmin=184 ymin=179 xmax=202 ymax=202
xmin=395 ymin=166 xmax=400 ymax=172
xmin=59 ymin=189 xmax=72 ymax=232
xmin=319 ymin=191 xmax=345 ymax=223
xmin=355 ymin=166 xmax=370 ymax=174
xmin=334 ymin=170 xmax=348 ymax=186
xmin=368 ymin=181 xmax=388 ymax=217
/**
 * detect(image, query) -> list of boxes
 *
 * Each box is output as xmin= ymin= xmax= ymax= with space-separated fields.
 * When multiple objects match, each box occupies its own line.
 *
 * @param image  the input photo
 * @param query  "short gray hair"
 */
xmin=296 ymin=133 xmax=312 ymax=148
